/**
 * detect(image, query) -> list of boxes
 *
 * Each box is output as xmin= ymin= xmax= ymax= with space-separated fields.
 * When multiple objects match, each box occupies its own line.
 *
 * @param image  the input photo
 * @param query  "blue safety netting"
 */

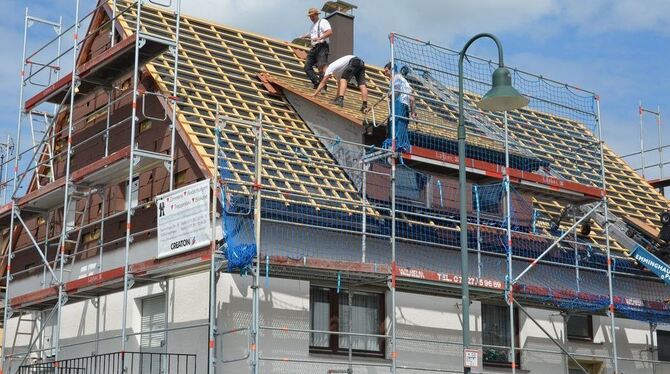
xmin=218 ymin=146 xmax=256 ymax=274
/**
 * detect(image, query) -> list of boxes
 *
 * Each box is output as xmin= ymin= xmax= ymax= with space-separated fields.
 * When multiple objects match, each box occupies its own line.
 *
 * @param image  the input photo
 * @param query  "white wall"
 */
xmin=5 ymin=271 xmax=670 ymax=374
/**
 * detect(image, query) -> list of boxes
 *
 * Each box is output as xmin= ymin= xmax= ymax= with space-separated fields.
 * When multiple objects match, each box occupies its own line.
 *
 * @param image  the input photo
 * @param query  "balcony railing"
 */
xmin=17 ymin=351 xmax=197 ymax=374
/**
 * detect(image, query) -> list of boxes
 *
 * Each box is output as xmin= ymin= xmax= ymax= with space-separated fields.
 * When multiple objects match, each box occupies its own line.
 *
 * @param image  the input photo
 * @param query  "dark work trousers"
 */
xmin=304 ymin=42 xmax=329 ymax=85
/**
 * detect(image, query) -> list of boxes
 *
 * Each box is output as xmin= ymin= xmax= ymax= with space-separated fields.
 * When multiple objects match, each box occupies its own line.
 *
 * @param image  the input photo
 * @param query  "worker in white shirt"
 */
xmin=313 ymin=55 xmax=369 ymax=112
xmin=382 ymin=62 xmax=416 ymax=152
xmin=302 ymin=7 xmax=332 ymax=89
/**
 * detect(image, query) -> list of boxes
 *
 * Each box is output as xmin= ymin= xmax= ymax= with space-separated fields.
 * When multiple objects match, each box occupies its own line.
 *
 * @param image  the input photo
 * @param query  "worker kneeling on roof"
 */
xmin=313 ymin=55 xmax=369 ymax=112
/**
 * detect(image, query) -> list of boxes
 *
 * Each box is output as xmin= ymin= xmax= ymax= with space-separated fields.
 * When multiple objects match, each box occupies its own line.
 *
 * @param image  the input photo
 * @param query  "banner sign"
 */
xmin=156 ymin=179 xmax=211 ymax=259
xmin=630 ymin=244 xmax=670 ymax=285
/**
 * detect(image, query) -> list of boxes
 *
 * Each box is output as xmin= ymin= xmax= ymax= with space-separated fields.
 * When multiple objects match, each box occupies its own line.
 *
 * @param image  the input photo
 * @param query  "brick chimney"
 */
xmin=322 ymin=1 xmax=357 ymax=63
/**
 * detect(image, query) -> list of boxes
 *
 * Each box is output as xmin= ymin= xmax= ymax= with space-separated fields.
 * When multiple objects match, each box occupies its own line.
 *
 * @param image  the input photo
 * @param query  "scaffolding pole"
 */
xmin=120 ymin=0 xmax=180 ymax=359
xmin=2 ymin=9 xmax=33 ymax=373
xmin=0 ymin=136 xmax=13 ymax=204
xmin=640 ymin=101 xmax=646 ymax=178
xmin=208 ymin=106 xmax=222 ymax=374
xmin=660 ymin=105 xmax=663 ymax=182
xmin=120 ymin=0 xmax=144 ymax=354
xmin=503 ymin=111 xmax=516 ymax=373
xmin=597 ymin=97 xmax=620 ymax=373
xmin=168 ymin=0 xmax=182 ymax=191
xmin=390 ymin=32 xmax=398 ymax=374
xmin=53 ymin=0 xmax=80 ymax=361
xmin=251 ymin=113 xmax=263 ymax=374
xmin=628 ymin=103 xmax=663 ymax=185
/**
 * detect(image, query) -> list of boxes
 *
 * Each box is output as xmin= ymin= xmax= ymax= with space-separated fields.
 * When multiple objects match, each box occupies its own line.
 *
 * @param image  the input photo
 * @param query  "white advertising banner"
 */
xmin=156 ymin=179 xmax=211 ymax=259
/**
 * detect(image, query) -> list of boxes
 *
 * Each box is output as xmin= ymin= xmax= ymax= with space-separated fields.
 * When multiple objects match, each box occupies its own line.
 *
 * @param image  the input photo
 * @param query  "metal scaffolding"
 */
xmin=1 ymin=0 xmax=182 ymax=372
xmin=622 ymin=103 xmax=666 ymax=193
xmin=2 ymin=3 xmax=670 ymax=374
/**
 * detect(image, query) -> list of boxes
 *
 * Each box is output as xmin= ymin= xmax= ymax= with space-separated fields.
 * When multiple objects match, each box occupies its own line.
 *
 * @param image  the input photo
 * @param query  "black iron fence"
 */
xmin=17 ymin=351 xmax=197 ymax=374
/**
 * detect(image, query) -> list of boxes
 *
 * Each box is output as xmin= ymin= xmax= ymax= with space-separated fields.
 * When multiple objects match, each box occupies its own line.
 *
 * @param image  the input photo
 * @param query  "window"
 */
xmin=658 ymin=330 xmax=670 ymax=361
xmin=566 ymin=315 xmax=593 ymax=341
xmin=309 ymin=286 xmax=384 ymax=357
xmin=473 ymin=184 xmax=503 ymax=214
xmin=395 ymin=166 xmax=428 ymax=206
xmin=482 ymin=303 xmax=520 ymax=368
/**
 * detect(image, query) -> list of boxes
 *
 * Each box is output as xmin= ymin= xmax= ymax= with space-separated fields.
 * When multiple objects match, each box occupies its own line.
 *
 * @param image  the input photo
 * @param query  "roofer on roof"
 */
xmin=382 ymin=62 xmax=416 ymax=152
xmin=302 ymin=7 xmax=332 ymax=89
xmin=313 ymin=55 xmax=369 ymax=112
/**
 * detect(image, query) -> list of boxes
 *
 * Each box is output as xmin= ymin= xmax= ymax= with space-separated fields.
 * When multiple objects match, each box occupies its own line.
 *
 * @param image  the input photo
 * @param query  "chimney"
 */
xmin=322 ymin=1 xmax=357 ymax=63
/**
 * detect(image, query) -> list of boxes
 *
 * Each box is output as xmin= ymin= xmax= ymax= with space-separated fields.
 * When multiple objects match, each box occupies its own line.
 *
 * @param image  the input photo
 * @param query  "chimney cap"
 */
xmin=322 ymin=1 xmax=357 ymax=16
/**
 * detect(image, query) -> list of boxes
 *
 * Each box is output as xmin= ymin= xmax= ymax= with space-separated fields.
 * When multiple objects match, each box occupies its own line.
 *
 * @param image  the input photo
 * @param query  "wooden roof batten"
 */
xmin=260 ymin=71 xmax=605 ymax=204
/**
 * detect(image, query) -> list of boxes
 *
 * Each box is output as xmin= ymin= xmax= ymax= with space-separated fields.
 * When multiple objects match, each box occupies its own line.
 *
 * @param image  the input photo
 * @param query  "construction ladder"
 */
xmin=28 ymin=110 xmax=56 ymax=189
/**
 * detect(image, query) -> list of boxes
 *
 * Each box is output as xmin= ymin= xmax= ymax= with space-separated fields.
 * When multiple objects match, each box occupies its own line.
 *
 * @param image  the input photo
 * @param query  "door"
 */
xmin=140 ymin=295 xmax=167 ymax=373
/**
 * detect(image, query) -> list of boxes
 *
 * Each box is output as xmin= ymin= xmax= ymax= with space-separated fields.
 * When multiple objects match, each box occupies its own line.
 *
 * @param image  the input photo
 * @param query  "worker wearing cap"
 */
xmin=313 ymin=55 xmax=369 ymax=112
xmin=382 ymin=62 xmax=416 ymax=152
xmin=302 ymin=8 xmax=332 ymax=89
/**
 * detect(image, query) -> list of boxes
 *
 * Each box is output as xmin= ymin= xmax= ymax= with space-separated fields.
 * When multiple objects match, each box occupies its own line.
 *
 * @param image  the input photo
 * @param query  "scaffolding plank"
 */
xmin=71 ymin=146 xmax=134 ymax=185
xmin=7 ymin=247 xmax=210 ymax=310
xmin=72 ymin=146 xmax=166 ymax=185
xmin=13 ymin=145 xmax=163 ymax=216
xmin=24 ymin=34 xmax=169 ymax=111
xmin=17 ymin=178 xmax=66 ymax=213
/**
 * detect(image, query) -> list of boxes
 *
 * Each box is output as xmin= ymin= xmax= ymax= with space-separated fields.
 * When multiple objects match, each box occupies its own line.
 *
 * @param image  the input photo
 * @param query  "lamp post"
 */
xmin=458 ymin=33 xmax=528 ymax=373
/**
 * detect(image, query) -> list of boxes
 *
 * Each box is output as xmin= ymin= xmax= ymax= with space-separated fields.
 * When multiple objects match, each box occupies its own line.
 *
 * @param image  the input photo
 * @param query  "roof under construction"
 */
xmin=105 ymin=2 xmax=668 ymax=256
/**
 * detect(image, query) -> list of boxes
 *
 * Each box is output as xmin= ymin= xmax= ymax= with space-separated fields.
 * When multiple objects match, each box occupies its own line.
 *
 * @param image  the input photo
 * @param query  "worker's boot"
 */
xmin=332 ymin=96 xmax=344 ymax=107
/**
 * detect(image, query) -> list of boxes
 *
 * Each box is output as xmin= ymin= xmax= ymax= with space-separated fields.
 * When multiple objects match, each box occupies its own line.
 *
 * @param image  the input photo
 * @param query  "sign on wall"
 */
xmin=156 ymin=179 xmax=211 ymax=259
xmin=463 ymin=348 xmax=482 ymax=370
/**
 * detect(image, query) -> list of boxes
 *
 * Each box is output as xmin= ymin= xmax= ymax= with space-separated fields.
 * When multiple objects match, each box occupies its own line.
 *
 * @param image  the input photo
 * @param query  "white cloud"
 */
xmin=557 ymin=0 xmax=670 ymax=34
xmin=182 ymin=0 xmax=670 ymax=48
xmin=183 ymin=0 xmax=558 ymax=50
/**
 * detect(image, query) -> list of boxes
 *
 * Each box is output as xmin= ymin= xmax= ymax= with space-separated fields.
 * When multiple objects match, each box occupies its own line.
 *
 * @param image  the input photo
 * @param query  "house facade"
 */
xmin=2 ymin=1 xmax=670 ymax=374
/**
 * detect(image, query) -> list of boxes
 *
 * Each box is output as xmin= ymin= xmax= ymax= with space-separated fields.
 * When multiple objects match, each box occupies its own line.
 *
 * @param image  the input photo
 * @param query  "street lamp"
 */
xmin=458 ymin=33 xmax=528 ymax=374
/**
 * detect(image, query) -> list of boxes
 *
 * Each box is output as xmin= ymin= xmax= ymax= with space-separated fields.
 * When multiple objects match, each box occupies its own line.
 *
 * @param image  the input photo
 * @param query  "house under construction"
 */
xmin=2 ymin=1 xmax=670 ymax=373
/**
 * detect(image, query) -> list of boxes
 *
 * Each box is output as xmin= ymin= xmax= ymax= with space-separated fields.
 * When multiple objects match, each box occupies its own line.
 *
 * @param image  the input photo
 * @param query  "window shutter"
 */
xmin=141 ymin=295 xmax=166 ymax=349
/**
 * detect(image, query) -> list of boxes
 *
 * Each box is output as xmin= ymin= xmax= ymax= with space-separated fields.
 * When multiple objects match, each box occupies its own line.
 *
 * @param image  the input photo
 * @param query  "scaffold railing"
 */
xmin=2 ymin=1 xmax=183 ymax=373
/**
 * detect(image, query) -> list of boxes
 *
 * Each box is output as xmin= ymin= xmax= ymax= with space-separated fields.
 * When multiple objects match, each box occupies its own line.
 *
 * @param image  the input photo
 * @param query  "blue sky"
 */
xmin=1 ymin=0 xmax=669 ymax=179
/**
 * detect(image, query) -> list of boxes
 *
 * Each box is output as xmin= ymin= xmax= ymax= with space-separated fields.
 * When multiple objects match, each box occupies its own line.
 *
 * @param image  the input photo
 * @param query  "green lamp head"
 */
xmin=477 ymin=67 xmax=529 ymax=112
